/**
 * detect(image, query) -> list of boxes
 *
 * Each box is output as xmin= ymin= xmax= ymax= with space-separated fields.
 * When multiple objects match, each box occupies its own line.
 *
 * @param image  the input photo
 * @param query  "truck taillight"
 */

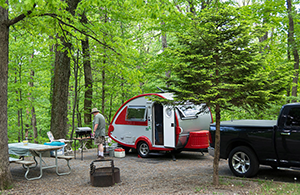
xmin=209 ymin=131 xmax=212 ymax=144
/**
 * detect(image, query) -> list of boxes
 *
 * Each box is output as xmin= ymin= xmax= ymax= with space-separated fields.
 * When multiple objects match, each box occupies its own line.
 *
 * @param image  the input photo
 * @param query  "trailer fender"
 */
xmin=108 ymin=124 xmax=114 ymax=136
xmin=135 ymin=136 xmax=152 ymax=150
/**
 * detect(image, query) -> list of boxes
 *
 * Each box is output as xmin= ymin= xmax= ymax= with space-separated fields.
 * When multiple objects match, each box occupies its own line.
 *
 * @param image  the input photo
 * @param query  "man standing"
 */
xmin=91 ymin=108 xmax=106 ymax=160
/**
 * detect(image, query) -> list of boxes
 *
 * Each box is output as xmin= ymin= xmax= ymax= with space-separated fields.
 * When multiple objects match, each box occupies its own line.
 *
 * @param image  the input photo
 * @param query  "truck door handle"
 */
xmin=281 ymin=132 xmax=290 ymax=136
xmin=171 ymin=123 xmax=174 ymax=127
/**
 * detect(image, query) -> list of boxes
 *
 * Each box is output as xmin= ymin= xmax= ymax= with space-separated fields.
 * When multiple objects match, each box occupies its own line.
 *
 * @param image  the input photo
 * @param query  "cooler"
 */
xmin=44 ymin=141 xmax=65 ymax=156
xmin=114 ymin=148 xmax=125 ymax=158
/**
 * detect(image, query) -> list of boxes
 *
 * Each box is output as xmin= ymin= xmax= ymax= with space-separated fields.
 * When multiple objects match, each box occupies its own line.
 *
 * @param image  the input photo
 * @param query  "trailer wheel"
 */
xmin=137 ymin=141 xmax=150 ymax=158
xmin=228 ymin=146 xmax=259 ymax=178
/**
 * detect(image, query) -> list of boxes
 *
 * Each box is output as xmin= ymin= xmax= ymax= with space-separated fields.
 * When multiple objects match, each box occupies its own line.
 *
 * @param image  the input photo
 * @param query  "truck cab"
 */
xmin=276 ymin=103 xmax=300 ymax=167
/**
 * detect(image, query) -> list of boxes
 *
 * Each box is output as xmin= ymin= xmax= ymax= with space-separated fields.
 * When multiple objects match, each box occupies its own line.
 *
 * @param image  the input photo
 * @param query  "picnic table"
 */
xmin=9 ymin=143 xmax=73 ymax=180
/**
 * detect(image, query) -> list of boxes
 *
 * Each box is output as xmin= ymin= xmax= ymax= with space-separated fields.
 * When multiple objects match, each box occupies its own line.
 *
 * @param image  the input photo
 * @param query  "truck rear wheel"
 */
xmin=228 ymin=146 xmax=259 ymax=178
xmin=137 ymin=141 xmax=150 ymax=158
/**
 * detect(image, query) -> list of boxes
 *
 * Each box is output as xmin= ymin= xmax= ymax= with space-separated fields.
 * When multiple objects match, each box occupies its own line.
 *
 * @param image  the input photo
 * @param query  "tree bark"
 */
xmin=101 ymin=12 xmax=108 ymax=116
xmin=161 ymin=21 xmax=170 ymax=81
xmin=71 ymin=50 xmax=79 ymax=140
xmin=82 ymin=36 xmax=92 ymax=125
xmin=287 ymin=0 xmax=299 ymax=100
xmin=80 ymin=11 xmax=93 ymax=126
xmin=28 ymin=70 xmax=37 ymax=142
xmin=50 ymin=38 xmax=71 ymax=139
xmin=213 ymin=104 xmax=221 ymax=186
xmin=32 ymin=106 xmax=37 ymax=143
xmin=50 ymin=0 xmax=80 ymax=139
xmin=0 ymin=4 xmax=13 ymax=190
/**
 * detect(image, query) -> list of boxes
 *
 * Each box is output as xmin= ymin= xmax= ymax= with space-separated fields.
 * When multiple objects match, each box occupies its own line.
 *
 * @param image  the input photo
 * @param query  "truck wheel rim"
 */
xmin=232 ymin=151 xmax=250 ymax=174
xmin=139 ymin=143 xmax=149 ymax=155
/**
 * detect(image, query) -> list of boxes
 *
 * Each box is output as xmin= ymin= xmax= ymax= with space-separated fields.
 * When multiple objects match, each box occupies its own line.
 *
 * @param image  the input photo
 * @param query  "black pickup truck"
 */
xmin=209 ymin=103 xmax=300 ymax=177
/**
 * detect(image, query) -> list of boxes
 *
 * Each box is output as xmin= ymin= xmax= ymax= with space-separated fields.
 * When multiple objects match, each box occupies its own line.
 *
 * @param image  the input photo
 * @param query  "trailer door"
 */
xmin=163 ymin=105 xmax=175 ymax=148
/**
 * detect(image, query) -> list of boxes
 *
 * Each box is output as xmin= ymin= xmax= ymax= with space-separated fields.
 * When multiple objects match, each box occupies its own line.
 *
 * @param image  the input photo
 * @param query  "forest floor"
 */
xmin=3 ymin=149 xmax=300 ymax=194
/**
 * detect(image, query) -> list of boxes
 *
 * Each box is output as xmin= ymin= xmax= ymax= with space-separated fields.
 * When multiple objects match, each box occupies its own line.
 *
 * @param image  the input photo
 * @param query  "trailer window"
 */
xmin=177 ymin=104 xmax=208 ymax=119
xmin=126 ymin=106 xmax=147 ymax=121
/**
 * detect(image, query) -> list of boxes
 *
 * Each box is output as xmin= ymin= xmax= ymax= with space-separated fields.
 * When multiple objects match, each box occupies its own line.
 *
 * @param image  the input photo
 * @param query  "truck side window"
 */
xmin=126 ymin=106 xmax=147 ymax=121
xmin=286 ymin=107 xmax=300 ymax=126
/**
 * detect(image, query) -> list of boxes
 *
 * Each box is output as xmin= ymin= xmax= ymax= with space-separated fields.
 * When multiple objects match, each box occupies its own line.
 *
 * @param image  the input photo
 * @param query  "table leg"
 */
xmin=81 ymin=140 xmax=83 ymax=161
xmin=25 ymin=153 xmax=44 ymax=180
xmin=55 ymin=155 xmax=72 ymax=176
xmin=54 ymin=150 xmax=70 ymax=176
xmin=74 ymin=139 xmax=77 ymax=159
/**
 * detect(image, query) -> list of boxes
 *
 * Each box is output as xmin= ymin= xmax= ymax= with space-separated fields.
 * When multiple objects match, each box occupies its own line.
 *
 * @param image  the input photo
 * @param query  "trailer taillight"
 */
xmin=108 ymin=124 xmax=114 ymax=135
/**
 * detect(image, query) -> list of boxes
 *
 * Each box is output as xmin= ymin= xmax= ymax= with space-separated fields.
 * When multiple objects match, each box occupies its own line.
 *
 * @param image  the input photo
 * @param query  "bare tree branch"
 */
xmin=7 ymin=4 xmax=36 ymax=26
xmin=41 ymin=13 xmax=121 ymax=55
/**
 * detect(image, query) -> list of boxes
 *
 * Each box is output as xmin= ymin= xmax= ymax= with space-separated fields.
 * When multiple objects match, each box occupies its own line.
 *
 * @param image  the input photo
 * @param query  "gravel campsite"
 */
xmin=4 ymin=149 xmax=300 ymax=195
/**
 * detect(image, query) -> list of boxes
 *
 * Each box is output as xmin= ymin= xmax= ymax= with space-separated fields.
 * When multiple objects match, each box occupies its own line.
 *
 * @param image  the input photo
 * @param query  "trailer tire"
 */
xmin=137 ymin=141 xmax=150 ymax=158
xmin=228 ymin=146 xmax=259 ymax=178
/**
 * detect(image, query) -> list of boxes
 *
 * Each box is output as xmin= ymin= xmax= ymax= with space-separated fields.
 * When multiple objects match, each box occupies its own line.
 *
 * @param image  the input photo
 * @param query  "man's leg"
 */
xmin=95 ymin=136 xmax=104 ymax=159
xmin=97 ymin=137 xmax=105 ymax=159
xmin=98 ymin=144 xmax=103 ymax=156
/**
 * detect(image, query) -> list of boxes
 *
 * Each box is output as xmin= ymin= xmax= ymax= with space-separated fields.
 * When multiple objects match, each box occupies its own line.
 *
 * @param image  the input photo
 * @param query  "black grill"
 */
xmin=76 ymin=127 xmax=92 ymax=138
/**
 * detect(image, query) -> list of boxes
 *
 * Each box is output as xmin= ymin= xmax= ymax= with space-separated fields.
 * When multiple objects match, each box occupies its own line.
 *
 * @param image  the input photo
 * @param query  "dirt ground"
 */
xmin=3 ymin=149 xmax=300 ymax=194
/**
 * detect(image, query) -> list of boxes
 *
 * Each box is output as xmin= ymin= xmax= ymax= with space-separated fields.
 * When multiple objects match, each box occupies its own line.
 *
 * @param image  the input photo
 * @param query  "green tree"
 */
xmin=164 ymin=3 xmax=286 ymax=185
xmin=0 ymin=1 xmax=39 ymax=189
xmin=287 ymin=0 xmax=299 ymax=100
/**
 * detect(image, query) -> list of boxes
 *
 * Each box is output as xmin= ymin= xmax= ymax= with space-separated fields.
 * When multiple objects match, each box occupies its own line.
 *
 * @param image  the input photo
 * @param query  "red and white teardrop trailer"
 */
xmin=108 ymin=93 xmax=213 ymax=158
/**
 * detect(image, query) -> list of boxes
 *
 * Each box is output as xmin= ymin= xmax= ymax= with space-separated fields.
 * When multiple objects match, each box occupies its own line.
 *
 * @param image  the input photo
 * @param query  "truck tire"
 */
xmin=228 ymin=146 xmax=259 ymax=178
xmin=137 ymin=141 xmax=150 ymax=158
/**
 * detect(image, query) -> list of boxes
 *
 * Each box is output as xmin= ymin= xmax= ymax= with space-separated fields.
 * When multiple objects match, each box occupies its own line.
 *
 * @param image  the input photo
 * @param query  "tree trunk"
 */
xmin=161 ymin=21 xmax=170 ymax=79
xmin=32 ymin=106 xmax=37 ymax=143
xmin=81 ymin=11 xmax=93 ymax=126
xmin=16 ymin=72 xmax=22 ymax=142
xmin=213 ymin=104 xmax=221 ymax=186
xmin=76 ymin=101 xmax=82 ymax=128
xmin=50 ymin=38 xmax=71 ymax=139
xmin=101 ymin=68 xmax=106 ymax=114
xmin=0 ymin=4 xmax=13 ymax=190
xmin=16 ymin=65 xmax=24 ymax=141
xmin=287 ymin=0 xmax=299 ymax=100
xmin=82 ymin=36 xmax=93 ymax=125
xmin=29 ymin=70 xmax=37 ymax=142
xmin=108 ymin=93 xmax=113 ymax=125
xmin=50 ymin=0 xmax=80 ymax=138
xmin=101 ymin=12 xmax=108 ymax=116
xmin=71 ymin=50 xmax=79 ymax=140
xmin=18 ymin=109 xmax=21 ymax=142
xmin=28 ymin=70 xmax=37 ymax=142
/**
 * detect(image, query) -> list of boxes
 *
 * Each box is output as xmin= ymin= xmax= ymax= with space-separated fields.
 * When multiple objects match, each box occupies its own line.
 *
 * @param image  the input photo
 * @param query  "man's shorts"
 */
xmin=94 ymin=136 xmax=105 ymax=145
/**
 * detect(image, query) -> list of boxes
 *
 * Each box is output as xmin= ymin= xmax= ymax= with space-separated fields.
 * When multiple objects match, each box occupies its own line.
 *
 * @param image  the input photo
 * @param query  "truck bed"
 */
xmin=210 ymin=119 xmax=277 ymax=161
xmin=211 ymin=120 xmax=277 ymax=127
